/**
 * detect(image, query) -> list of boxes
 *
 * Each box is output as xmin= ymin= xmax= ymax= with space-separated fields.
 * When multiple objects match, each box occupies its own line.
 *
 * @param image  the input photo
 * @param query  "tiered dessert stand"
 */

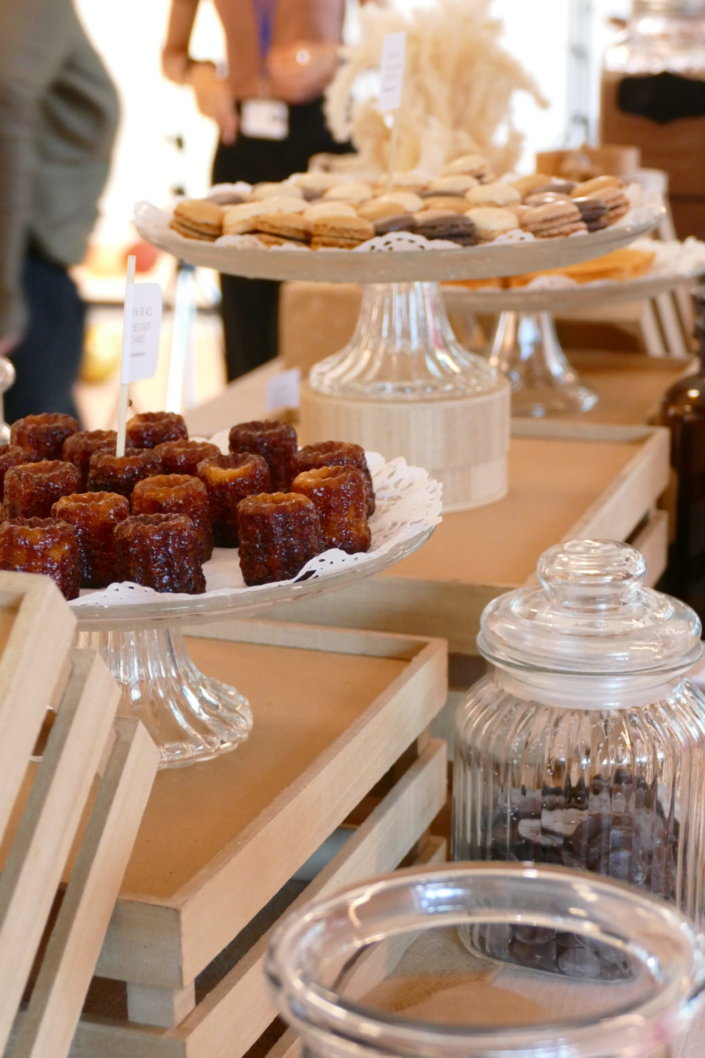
xmin=86 ymin=196 xmax=662 ymax=771
xmin=135 ymin=199 xmax=662 ymax=510
xmin=443 ymin=237 xmax=705 ymax=417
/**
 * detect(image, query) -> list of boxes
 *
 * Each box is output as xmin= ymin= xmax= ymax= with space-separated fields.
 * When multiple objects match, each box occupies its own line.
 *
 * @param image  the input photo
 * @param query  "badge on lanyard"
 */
xmin=240 ymin=98 xmax=289 ymax=140
xmin=241 ymin=0 xmax=289 ymax=140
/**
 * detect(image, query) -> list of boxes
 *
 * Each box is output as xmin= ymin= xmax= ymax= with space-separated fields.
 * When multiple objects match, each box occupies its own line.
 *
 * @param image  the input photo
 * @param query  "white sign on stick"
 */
xmin=120 ymin=282 xmax=163 ymax=384
xmin=379 ymin=31 xmax=407 ymax=113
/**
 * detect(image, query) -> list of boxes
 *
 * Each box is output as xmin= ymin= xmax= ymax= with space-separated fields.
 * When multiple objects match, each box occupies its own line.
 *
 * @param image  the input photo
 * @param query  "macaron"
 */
xmin=357 ymin=200 xmax=405 ymax=222
xmin=253 ymin=212 xmax=311 ymax=244
xmin=464 ymin=206 xmax=519 ymax=241
xmin=289 ymin=171 xmax=341 ymax=199
xmin=383 ymin=169 xmax=431 ymax=192
xmin=523 ymin=191 xmax=574 ymax=207
xmin=596 ymin=185 xmax=631 ymax=224
xmin=465 ymin=182 xmax=521 ymax=208
xmin=372 ymin=212 xmax=417 ymax=236
xmin=419 ymin=195 xmax=472 ymax=214
xmin=252 ymin=181 xmax=303 ymax=200
xmin=207 ymin=182 xmax=253 ymax=205
xmin=223 ymin=200 xmax=303 ymax=234
xmin=169 ymin=198 xmax=224 ymax=241
xmin=323 ymin=182 xmax=374 ymax=204
xmin=371 ymin=191 xmax=424 ymax=212
xmin=414 ymin=209 xmax=478 ymax=245
xmin=529 ymin=179 xmax=577 ymax=196
xmin=518 ymin=200 xmax=586 ymax=238
xmin=571 ymin=174 xmax=624 ymax=198
xmin=303 ymin=200 xmax=358 ymax=220
xmin=310 ymin=215 xmax=375 ymax=248
xmin=440 ymin=153 xmax=494 ymax=182
xmin=511 ymin=172 xmax=554 ymax=197
xmin=425 ymin=174 xmax=479 ymax=196
xmin=571 ymin=195 xmax=610 ymax=231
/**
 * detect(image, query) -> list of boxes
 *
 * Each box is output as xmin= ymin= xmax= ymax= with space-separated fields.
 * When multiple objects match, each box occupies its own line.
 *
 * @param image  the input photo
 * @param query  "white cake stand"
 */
xmin=134 ymin=200 xmax=663 ymax=404
xmin=443 ymin=237 xmax=705 ymax=418
xmin=71 ymin=451 xmax=441 ymax=769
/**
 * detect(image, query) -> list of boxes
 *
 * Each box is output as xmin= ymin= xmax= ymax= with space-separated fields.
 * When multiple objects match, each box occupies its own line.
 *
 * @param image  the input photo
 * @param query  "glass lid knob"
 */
xmin=537 ymin=538 xmax=647 ymax=611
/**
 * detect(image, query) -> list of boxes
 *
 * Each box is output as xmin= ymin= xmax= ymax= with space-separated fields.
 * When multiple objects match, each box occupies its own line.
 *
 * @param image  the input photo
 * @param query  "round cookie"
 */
xmin=465 ymin=182 xmax=521 ymax=208
xmin=310 ymin=215 xmax=375 ymax=248
xmin=518 ymin=200 xmax=586 ymax=238
xmin=169 ymin=198 xmax=224 ymax=241
xmin=464 ymin=206 xmax=519 ymax=241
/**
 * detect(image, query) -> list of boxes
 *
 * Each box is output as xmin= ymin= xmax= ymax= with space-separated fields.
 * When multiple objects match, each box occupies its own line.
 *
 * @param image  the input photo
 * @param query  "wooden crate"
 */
xmin=0 ymin=571 xmax=159 ymax=1058
xmin=261 ymin=422 xmax=670 ymax=660
xmin=72 ymin=620 xmax=448 ymax=1058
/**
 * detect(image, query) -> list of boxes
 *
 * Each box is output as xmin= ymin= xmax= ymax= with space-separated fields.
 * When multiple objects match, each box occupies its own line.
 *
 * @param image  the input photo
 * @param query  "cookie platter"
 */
xmin=133 ymin=197 xmax=664 ymax=284
xmin=443 ymin=236 xmax=705 ymax=314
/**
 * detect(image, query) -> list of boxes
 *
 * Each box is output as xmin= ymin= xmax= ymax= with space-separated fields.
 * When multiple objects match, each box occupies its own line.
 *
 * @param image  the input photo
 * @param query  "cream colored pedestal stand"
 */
xmin=300 ymin=280 xmax=511 ymax=512
xmin=300 ymin=375 xmax=510 ymax=512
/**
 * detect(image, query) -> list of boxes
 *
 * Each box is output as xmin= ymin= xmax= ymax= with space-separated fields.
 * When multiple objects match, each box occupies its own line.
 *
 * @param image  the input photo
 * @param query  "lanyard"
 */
xmin=253 ymin=0 xmax=277 ymax=63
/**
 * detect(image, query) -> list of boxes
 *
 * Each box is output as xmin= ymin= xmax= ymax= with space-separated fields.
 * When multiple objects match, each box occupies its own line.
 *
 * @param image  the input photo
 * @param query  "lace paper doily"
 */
xmin=70 ymin=450 xmax=442 ymax=611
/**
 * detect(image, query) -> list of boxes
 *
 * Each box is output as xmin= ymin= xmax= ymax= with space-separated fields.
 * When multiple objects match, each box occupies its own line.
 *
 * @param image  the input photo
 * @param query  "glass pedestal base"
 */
xmin=308 ymin=281 xmax=497 ymax=401
xmin=488 ymin=310 xmax=598 ymax=418
xmin=76 ymin=626 xmax=253 ymax=769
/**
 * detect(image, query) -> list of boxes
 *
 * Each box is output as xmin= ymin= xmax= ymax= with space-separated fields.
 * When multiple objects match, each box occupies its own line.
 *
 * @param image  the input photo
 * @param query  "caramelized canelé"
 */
xmin=236 ymin=492 xmax=322 ymax=585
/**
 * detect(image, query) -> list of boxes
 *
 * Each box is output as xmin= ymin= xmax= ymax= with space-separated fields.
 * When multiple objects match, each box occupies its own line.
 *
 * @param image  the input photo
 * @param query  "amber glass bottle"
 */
xmin=660 ymin=290 xmax=705 ymax=618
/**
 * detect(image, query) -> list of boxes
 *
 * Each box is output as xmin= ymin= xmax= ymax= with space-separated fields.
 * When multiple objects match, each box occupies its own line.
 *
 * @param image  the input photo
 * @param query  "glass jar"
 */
xmin=453 ymin=538 xmax=705 ymax=927
xmin=600 ymin=0 xmax=705 ymax=238
xmin=266 ymin=861 xmax=705 ymax=1058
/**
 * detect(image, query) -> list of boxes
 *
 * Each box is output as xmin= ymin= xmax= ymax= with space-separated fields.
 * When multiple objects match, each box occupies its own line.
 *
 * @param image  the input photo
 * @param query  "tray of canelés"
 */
xmin=0 ymin=411 xmax=441 ymax=626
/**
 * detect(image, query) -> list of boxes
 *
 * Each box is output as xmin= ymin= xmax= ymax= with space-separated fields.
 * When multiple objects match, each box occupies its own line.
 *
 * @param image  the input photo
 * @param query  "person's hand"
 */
xmin=267 ymin=41 xmax=339 ymax=104
xmin=187 ymin=62 xmax=238 ymax=144
xmin=0 ymin=335 xmax=19 ymax=358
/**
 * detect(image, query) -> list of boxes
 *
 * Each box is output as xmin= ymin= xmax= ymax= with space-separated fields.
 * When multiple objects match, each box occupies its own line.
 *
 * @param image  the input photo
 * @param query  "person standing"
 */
xmin=0 ymin=0 xmax=119 ymax=424
xmin=162 ymin=0 xmax=357 ymax=381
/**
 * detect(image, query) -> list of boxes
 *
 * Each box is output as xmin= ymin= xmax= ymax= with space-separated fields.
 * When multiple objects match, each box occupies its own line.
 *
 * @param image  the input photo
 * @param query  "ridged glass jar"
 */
xmin=453 ymin=538 xmax=705 ymax=926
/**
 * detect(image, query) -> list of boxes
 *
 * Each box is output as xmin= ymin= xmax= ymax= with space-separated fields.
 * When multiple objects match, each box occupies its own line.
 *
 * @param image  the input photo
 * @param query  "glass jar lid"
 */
xmin=477 ymin=539 xmax=702 ymax=676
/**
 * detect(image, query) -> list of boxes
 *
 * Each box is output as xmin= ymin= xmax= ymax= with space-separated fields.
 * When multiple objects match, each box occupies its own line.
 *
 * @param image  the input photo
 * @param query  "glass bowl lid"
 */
xmin=477 ymin=539 xmax=703 ymax=676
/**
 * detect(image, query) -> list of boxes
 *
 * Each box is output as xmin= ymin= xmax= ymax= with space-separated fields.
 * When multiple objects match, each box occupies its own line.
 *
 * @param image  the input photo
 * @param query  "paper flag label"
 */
xmin=266 ymin=368 xmax=300 ymax=412
xmin=379 ymin=31 xmax=407 ymax=113
xmin=120 ymin=282 xmax=163 ymax=384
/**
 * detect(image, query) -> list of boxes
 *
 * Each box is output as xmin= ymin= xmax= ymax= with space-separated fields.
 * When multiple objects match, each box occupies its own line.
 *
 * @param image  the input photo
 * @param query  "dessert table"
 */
xmin=184 ymin=362 xmax=671 ymax=665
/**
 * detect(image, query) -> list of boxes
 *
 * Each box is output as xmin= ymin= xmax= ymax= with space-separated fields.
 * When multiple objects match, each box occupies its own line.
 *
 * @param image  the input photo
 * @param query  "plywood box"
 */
xmin=73 ymin=620 xmax=448 ymax=1058
xmin=0 ymin=571 xmax=158 ymax=1058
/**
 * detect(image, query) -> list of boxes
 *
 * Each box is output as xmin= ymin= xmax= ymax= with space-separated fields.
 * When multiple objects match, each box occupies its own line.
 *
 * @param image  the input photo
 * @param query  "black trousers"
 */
xmin=5 ymin=244 xmax=84 ymax=424
xmin=212 ymin=96 xmax=351 ymax=381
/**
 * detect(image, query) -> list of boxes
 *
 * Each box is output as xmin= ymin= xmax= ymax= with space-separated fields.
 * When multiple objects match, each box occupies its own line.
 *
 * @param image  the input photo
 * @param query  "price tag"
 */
xmin=120 ymin=282 xmax=163 ymax=384
xmin=266 ymin=368 xmax=300 ymax=412
xmin=379 ymin=31 xmax=407 ymax=113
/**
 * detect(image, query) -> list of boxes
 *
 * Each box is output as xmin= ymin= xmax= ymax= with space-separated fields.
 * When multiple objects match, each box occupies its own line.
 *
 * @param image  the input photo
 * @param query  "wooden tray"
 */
xmin=73 ymin=620 xmax=448 ymax=1058
xmin=0 ymin=571 xmax=159 ymax=1058
xmin=262 ymin=422 xmax=670 ymax=658
xmin=533 ymin=351 xmax=694 ymax=427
